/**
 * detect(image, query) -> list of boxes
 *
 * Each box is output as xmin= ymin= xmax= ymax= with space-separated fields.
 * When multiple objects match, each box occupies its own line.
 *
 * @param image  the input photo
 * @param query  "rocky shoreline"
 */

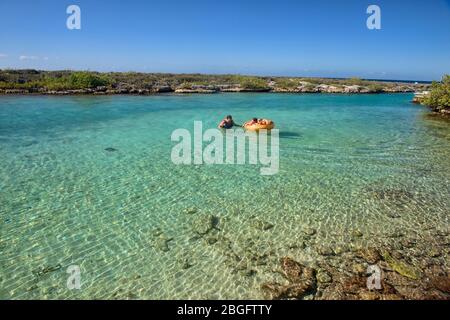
xmin=0 ymin=83 xmax=425 ymax=96
xmin=413 ymin=91 xmax=450 ymax=117
xmin=0 ymin=69 xmax=430 ymax=96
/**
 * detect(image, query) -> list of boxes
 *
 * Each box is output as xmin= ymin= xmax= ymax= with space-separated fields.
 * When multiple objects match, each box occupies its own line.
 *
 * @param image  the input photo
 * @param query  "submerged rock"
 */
xmin=428 ymin=248 xmax=441 ymax=258
xmin=428 ymin=276 xmax=450 ymax=294
xmin=183 ymin=207 xmax=198 ymax=215
xmin=352 ymin=229 xmax=363 ymax=238
xmin=192 ymin=214 xmax=220 ymax=235
xmin=289 ymin=242 xmax=306 ymax=250
xmin=367 ymin=188 xmax=415 ymax=204
xmin=323 ymin=272 xmax=403 ymax=300
xmin=357 ymin=248 xmax=381 ymax=264
xmin=155 ymin=237 xmax=172 ymax=252
xmin=151 ymin=228 xmax=173 ymax=252
xmin=341 ymin=276 xmax=368 ymax=295
xmin=205 ymin=236 xmax=218 ymax=245
xmin=254 ymin=254 xmax=269 ymax=266
xmin=401 ymin=238 xmax=416 ymax=248
xmin=317 ymin=270 xmax=332 ymax=283
xmin=303 ymin=227 xmax=316 ymax=236
xmin=262 ymin=257 xmax=317 ymax=299
xmin=151 ymin=228 xmax=163 ymax=237
xmin=352 ymin=263 xmax=367 ymax=274
xmin=280 ymin=257 xmax=307 ymax=282
xmin=179 ymin=258 xmax=194 ymax=270
xmin=333 ymin=245 xmax=347 ymax=255
xmin=262 ymin=281 xmax=314 ymax=300
xmin=358 ymin=291 xmax=380 ymax=300
xmin=253 ymin=218 xmax=274 ymax=231
xmin=245 ymin=269 xmax=257 ymax=277
xmin=317 ymin=246 xmax=334 ymax=256
xmin=379 ymin=293 xmax=405 ymax=300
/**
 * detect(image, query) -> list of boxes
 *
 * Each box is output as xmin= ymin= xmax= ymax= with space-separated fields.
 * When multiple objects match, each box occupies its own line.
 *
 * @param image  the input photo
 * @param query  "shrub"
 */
xmin=238 ymin=76 xmax=269 ymax=90
xmin=367 ymin=84 xmax=384 ymax=92
xmin=347 ymin=77 xmax=365 ymax=86
xmin=422 ymin=75 xmax=450 ymax=111
xmin=276 ymin=78 xmax=299 ymax=89
xmin=69 ymin=72 xmax=110 ymax=89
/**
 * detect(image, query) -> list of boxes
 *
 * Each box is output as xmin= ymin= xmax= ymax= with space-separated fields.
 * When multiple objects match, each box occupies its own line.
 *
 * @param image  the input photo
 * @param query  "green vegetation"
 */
xmin=303 ymin=83 xmax=317 ymax=91
xmin=0 ymin=69 xmax=430 ymax=94
xmin=236 ymin=76 xmax=270 ymax=90
xmin=0 ymin=70 xmax=110 ymax=91
xmin=367 ymin=83 xmax=385 ymax=93
xmin=382 ymin=251 xmax=422 ymax=280
xmin=347 ymin=77 xmax=365 ymax=86
xmin=422 ymin=75 xmax=450 ymax=111
xmin=275 ymin=78 xmax=300 ymax=89
xmin=68 ymin=72 xmax=110 ymax=89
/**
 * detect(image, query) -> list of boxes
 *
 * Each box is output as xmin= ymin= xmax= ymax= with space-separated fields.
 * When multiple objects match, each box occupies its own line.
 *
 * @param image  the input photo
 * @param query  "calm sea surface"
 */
xmin=0 ymin=93 xmax=448 ymax=299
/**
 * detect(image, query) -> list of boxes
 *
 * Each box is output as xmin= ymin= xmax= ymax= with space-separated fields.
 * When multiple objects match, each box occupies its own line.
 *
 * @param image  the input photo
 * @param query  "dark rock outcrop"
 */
xmin=262 ymin=257 xmax=317 ymax=299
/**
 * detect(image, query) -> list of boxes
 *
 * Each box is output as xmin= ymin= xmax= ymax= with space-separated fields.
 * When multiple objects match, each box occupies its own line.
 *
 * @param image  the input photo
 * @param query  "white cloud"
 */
xmin=0 ymin=53 xmax=7 ymax=58
xmin=19 ymin=55 xmax=39 ymax=60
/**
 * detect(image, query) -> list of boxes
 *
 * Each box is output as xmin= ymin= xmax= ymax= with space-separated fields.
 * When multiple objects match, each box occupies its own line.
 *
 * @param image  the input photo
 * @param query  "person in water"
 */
xmin=218 ymin=115 xmax=240 ymax=129
xmin=247 ymin=118 xmax=258 ymax=125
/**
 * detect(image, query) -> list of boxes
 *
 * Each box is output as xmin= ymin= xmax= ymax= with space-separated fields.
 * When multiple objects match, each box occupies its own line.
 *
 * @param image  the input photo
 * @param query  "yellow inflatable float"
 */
xmin=243 ymin=119 xmax=275 ymax=131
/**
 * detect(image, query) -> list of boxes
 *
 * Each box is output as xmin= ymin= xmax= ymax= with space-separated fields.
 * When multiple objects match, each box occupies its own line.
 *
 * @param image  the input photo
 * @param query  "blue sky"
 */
xmin=0 ymin=0 xmax=449 ymax=80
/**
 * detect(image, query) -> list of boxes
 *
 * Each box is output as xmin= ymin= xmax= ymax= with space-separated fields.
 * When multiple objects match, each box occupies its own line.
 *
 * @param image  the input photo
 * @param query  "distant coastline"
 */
xmin=333 ymin=78 xmax=432 ymax=84
xmin=0 ymin=69 xmax=430 ymax=96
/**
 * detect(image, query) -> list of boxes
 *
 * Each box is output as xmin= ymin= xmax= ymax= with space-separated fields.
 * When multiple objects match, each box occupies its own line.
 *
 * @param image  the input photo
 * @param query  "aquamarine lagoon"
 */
xmin=0 ymin=93 xmax=449 ymax=299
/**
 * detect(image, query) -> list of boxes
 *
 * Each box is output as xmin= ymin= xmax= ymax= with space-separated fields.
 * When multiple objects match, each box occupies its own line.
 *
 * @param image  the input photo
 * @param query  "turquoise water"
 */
xmin=0 ymin=93 xmax=449 ymax=299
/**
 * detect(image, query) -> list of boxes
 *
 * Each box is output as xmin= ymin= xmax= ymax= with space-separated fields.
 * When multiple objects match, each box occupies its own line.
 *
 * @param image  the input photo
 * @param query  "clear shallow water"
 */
xmin=0 ymin=93 xmax=449 ymax=299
